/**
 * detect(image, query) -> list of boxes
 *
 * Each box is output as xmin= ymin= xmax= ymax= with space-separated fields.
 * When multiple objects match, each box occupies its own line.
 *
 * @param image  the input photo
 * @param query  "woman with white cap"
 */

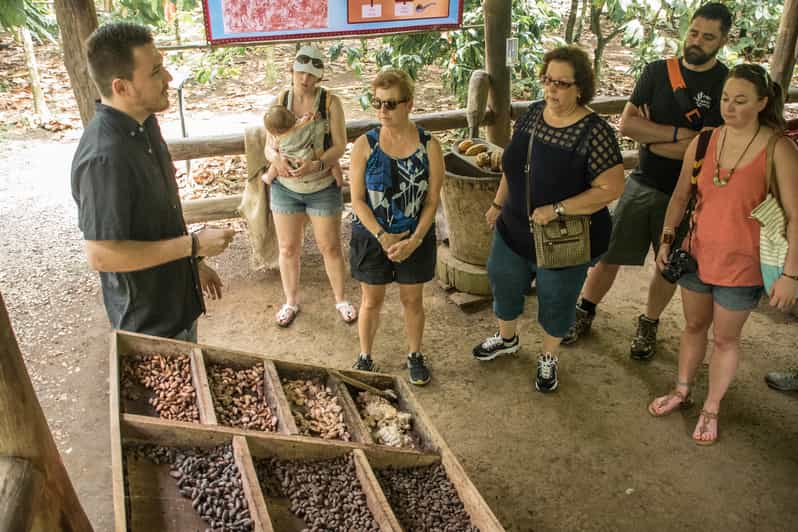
xmin=264 ymin=45 xmax=356 ymax=327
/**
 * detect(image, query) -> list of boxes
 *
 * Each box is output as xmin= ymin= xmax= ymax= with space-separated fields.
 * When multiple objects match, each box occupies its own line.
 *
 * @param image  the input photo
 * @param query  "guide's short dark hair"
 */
xmin=692 ymin=3 xmax=733 ymax=35
xmin=541 ymin=46 xmax=595 ymax=105
xmin=86 ymin=22 xmax=154 ymax=97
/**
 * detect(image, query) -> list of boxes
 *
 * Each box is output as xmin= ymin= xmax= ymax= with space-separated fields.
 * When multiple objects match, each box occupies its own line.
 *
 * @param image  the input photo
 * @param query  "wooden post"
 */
xmin=0 ymin=290 xmax=93 ymax=532
xmin=54 ymin=0 xmax=99 ymax=126
xmin=771 ymin=0 xmax=798 ymax=99
xmin=466 ymin=70 xmax=491 ymax=139
xmin=18 ymin=27 xmax=52 ymax=123
xmin=484 ymin=0 xmax=512 ymax=146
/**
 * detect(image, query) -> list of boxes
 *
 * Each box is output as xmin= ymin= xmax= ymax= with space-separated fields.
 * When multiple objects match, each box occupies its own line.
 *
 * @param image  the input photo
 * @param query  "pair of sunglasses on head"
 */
xmin=296 ymin=54 xmax=324 ymax=69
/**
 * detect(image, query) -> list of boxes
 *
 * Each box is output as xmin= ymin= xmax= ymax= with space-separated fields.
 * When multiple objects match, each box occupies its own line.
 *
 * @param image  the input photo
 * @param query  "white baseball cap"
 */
xmin=293 ymin=45 xmax=324 ymax=78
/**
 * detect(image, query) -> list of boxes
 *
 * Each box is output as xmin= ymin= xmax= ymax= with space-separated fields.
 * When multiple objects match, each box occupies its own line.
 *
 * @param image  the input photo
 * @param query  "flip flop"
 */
xmin=335 ymin=301 xmax=358 ymax=324
xmin=276 ymin=303 xmax=299 ymax=327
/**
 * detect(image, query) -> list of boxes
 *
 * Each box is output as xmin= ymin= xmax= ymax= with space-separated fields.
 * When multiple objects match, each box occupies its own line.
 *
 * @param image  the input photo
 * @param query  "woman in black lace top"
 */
xmin=472 ymin=46 xmax=625 ymax=392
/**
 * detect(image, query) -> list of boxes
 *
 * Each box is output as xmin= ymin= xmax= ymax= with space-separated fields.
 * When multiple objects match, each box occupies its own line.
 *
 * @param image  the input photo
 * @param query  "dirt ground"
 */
xmin=2 ymin=124 xmax=798 ymax=531
xmin=1 ymin=29 xmax=798 ymax=532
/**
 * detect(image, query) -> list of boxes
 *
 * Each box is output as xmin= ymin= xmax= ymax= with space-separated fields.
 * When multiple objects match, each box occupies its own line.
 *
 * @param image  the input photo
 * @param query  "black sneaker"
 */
xmin=407 ymin=352 xmax=431 ymax=386
xmin=630 ymin=314 xmax=659 ymax=361
xmin=535 ymin=353 xmax=559 ymax=393
xmin=353 ymin=353 xmax=376 ymax=372
xmin=472 ymin=332 xmax=520 ymax=361
xmin=562 ymin=306 xmax=594 ymax=346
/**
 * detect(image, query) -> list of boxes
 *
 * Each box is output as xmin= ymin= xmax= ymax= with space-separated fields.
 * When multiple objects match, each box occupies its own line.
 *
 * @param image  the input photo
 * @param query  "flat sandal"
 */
xmin=647 ymin=387 xmax=693 ymax=417
xmin=693 ymin=409 xmax=719 ymax=446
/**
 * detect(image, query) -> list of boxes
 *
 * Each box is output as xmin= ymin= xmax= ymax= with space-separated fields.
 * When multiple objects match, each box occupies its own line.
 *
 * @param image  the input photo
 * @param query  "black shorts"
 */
xmin=349 ymin=226 xmax=436 ymax=285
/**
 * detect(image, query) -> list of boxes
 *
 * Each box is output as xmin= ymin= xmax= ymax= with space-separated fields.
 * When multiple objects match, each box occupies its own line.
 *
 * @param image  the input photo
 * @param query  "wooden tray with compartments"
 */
xmin=110 ymin=330 xmax=505 ymax=532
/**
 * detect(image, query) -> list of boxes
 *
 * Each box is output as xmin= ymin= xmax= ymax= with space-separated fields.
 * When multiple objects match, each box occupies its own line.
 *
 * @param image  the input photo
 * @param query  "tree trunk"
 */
xmin=18 ymin=26 xmax=52 ymax=123
xmin=574 ymin=0 xmax=589 ymax=43
xmin=0 ymin=290 xmax=93 ymax=532
xmin=54 ymin=0 xmax=99 ymax=126
xmin=589 ymin=1 xmax=605 ymax=79
xmin=565 ymin=0 xmax=580 ymax=43
xmin=104 ymin=0 xmax=112 ymax=11
xmin=771 ymin=0 xmax=798 ymax=101
xmin=484 ymin=0 xmax=512 ymax=146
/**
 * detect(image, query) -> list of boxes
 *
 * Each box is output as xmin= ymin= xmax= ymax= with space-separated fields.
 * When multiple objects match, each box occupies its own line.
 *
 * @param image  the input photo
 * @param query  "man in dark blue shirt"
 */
xmin=562 ymin=3 xmax=732 ymax=360
xmin=71 ymin=23 xmax=234 ymax=340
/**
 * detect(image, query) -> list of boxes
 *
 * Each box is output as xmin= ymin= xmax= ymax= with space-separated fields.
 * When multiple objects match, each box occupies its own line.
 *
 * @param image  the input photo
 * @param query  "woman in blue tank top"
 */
xmin=348 ymin=69 xmax=444 ymax=386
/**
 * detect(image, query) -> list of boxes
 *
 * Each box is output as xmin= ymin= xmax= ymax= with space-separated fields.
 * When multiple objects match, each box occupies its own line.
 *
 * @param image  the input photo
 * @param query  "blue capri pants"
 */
xmin=488 ymin=229 xmax=591 ymax=338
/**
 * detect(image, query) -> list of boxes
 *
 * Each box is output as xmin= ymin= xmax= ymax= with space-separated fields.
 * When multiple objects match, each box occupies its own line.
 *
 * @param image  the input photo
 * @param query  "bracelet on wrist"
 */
xmin=660 ymin=232 xmax=675 ymax=245
xmin=491 ymin=201 xmax=502 ymax=210
xmin=782 ymin=272 xmax=798 ymax=281
xmin=375 ymin=229 xmax=385 ymax=240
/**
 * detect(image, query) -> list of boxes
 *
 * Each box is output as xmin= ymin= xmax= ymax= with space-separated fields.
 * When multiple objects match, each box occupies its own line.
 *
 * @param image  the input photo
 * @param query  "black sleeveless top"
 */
xmin=496 ymin=101 xmax=623 ymax=263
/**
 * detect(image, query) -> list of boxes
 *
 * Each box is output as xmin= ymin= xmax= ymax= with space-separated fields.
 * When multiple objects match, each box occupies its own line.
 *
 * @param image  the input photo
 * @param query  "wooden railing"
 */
xmin=176 ymin=88 xmax=798 ymax=224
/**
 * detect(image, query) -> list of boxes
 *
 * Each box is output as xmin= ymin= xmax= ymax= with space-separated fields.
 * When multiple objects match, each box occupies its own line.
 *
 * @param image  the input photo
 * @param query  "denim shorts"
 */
xmin=487 ymin=229 xmax=590 ymax=338
xmin=349 ymin=226 xmax=436 ymax=285
xmin=678 ymin=272 xmax=764 ymax=311
xmin=270 ymin=179 xmax=342 ymax=217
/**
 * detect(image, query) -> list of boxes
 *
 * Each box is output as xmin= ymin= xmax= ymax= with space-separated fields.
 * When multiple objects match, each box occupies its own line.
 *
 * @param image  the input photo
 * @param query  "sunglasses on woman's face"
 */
xmin=296 ymin=55 xmax=324 ymax=69
xmin=540 ymin=75 xmax=576 ymax=89
xmin=371 ymin=98 xmax=408 ymax=111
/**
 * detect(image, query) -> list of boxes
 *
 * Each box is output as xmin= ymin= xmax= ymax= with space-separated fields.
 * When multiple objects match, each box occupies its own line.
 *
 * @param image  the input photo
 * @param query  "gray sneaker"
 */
xmin=562 ymin=306 xmax=594 ymax=346
xmin=765 ymin=369 xmax=798 ymax=391
xmin=630 ymin=315 xmax=659 ymax=361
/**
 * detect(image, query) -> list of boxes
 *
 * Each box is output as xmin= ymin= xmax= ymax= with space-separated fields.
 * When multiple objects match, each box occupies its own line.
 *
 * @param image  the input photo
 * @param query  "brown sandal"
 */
xmin=647 ymin=385 xmax=693 ymax=417
xmin=693 ymin=409 xmax=719 ymax=446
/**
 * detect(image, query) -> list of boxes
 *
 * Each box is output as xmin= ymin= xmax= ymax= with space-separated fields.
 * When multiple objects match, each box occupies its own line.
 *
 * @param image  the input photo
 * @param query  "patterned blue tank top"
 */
xmin=353 ymin=126 xmax=431 ymax=234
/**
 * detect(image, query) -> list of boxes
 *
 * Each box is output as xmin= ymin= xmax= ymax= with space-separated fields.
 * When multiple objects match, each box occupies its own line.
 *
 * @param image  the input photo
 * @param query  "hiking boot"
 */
xmin=630 ymin=314 xmax=659 ymax=361
xmin=353 ymin=353 xmax=376 ymax=372
xmin=562 ymin=306 xmax=594 ymax=346
xmin=535 ymin=353 xmax=559 ymax=393
xmin=765 ymin=369 xmax=798 ymax=392
xmin=472 ymin=332 xmax=520 ymax=361
xmin=407 ymin=352 xmax=431 ymax=386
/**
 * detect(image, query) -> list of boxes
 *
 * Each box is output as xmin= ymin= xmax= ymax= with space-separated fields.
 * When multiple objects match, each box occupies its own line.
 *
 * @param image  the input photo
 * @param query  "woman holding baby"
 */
xmin=262 ymin=45 xmax=357 ymax=327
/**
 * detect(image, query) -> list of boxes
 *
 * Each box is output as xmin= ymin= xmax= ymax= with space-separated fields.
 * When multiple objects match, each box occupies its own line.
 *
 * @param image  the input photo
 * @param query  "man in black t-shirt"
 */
xmin=563 ymin=3 xmax=732 ymax=360
xmin=71 ymin=23 xmax=235 ymax=340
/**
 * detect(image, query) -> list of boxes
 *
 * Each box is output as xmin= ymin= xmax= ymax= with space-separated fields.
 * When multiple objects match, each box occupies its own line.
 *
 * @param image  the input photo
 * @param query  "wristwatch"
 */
xmin=554 ymin=202 xmax=566 ymax=217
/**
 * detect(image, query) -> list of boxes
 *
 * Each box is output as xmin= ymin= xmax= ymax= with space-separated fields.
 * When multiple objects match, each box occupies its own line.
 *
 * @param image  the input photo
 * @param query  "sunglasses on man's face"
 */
xmin=371 ymin=98 xmax=408 ymax=111
xmin=540 ymin=75 xmax=576 ymax=89
xmin=296 ymin=55 xmax=324 ymax=69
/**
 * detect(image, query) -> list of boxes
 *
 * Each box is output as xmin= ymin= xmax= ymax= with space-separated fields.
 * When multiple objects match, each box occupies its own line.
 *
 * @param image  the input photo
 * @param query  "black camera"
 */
xmin=661 ymin=247 xmax=698 ymax=284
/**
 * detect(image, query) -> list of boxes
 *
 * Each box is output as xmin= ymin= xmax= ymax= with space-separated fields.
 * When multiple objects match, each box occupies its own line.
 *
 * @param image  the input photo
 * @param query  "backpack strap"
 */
xmin=279 ymin=89 xmax=289 ymax=107
xmin=765 ymin=134 xmax=782 ymax=201
xmin=666 ymin=57 xmax=703 ymax=130
xmin=318 ymin=87 xmax=333 ymax=151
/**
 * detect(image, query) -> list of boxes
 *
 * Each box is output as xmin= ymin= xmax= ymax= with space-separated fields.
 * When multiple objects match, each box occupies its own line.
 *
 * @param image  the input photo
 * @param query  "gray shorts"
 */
xmin=603 ymin=178 xmax=686 ymax=266
xmin=678 ymin=272 xmax=764 ymax=312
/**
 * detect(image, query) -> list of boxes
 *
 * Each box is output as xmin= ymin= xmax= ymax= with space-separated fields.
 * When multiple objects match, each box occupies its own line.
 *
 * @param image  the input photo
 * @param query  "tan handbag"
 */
xmin=524 ymin=121 xmax=591 ymax=268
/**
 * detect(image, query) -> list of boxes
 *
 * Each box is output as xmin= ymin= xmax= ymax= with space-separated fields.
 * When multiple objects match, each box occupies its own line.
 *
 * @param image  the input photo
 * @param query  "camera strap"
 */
xmin=683 ymin=129 xmax=714 ymax=251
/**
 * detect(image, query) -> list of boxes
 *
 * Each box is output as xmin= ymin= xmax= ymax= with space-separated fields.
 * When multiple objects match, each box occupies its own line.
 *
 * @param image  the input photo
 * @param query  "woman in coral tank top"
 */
xmin=646 ymin=64 xmax=798 ymax=445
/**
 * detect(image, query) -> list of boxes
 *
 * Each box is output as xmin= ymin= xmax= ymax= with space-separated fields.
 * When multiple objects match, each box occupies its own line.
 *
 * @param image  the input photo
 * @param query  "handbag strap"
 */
xmin=525 ymin=113 xmax=541 ymax=219
xmin=764 ymin=134 xmax=781 ymax=202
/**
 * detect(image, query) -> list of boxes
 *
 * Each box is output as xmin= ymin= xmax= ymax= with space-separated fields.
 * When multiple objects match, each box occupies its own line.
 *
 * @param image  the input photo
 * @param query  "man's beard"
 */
xmin=683 ymin=44 xmax=718 ymax=66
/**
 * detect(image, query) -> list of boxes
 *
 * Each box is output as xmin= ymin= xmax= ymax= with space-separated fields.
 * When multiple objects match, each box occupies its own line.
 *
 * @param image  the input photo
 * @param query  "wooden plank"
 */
xmin=0 ymin=289 xmax=92 ymax=532
xmin=190 ymin=348 xmax=218 ymax=425
xmin=232 ymin=436 xmax=274 ymax=532
xmin=122 ymin=414 xmax=439 ymax=467
xmin=179 ymin=152 xmax=638 ymax=224
xmin=262 ymin=361 xmax=299 ymax=435
xmin=328 ymin=375 xmax=374 ymax=445
xmin=116 ymin=330 xmax=195 ymax=359
xmin=0 ymin=457 xmax=41 ymax=532
xmin=352 ymin=449 xmax=404 ymax=532
xmin=109 ymin=332 xmax=128 ymax=532
xmin=441 ymin=448 xmax=505 ymax=532
xmin=394 ymin=379 xmax=446 ymax=454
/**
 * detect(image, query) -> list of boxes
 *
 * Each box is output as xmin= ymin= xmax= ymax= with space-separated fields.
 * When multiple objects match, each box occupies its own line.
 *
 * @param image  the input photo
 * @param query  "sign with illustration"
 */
xmin=203 ymin=0 xmax=462 ymax=45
